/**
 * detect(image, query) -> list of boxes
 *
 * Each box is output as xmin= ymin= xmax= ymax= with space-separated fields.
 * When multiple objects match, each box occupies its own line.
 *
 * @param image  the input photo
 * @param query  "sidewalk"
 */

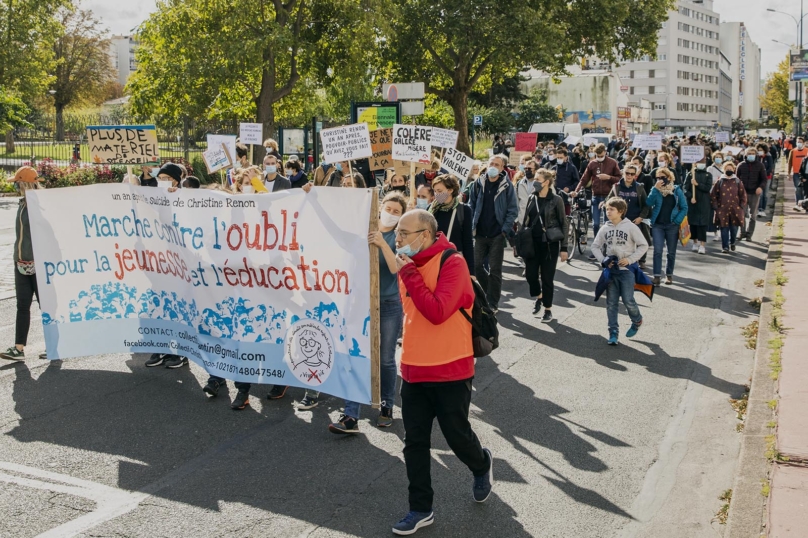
xmin=768 ymin=178 xmax=808 ymax=537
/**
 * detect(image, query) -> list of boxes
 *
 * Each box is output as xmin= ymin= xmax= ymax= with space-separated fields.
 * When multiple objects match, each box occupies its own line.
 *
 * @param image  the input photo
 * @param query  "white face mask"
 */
xmin=242 ymin=185 xmax=254 ymax=194
xmin=596 ymin=156 xmax=605 ymax=162
xmin=556 ymin=157 xmax=565 ymax=164
xmin=380 ymin=211 xmax=400 ymax=228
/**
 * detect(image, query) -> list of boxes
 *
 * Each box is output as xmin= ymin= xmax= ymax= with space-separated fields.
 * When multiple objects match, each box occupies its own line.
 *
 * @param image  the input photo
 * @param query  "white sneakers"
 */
xmin=698 ymin=245 xmax=706 ymax=255
xmin=691 ymin=242 xmax=699 ymax=252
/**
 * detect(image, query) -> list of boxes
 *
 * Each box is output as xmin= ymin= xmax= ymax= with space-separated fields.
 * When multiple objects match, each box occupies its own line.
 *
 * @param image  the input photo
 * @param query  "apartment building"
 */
xmin=719 ymin=51 xmax=733 ymax=128
xmin=109 ymin=35 xmax=139 ymax=88
xmin=614 ymin=0 xmax=723 ymax=132
xmin=719 ymin=22 xmax=762 ymax=121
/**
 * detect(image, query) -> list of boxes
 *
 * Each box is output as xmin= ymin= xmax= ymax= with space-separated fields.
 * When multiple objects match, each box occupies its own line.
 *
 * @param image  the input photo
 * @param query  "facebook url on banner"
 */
xmin=123 ymin=339 xmax=265 ymax=363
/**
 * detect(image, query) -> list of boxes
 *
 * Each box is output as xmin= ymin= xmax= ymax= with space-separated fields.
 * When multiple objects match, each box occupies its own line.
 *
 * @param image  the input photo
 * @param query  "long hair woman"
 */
xmin=646 ymin=167 xmax=688 ymax=285
xmin=429 ymin=174 xmax=474 ymax=275
xmin=1 ymin=167 xmax=47 ymax=361
xmin=522 ymin=168 xmax=568 ymax=322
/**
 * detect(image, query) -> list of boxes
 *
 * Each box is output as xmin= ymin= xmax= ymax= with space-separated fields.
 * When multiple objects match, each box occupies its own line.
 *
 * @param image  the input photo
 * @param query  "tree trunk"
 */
xmin=55 ymin=105 xmax=65 ymax=142
xmin=254 ymin=97 xmax=275 ymax=165
xmin=4 ymin=131 xmax=15 ymax=154
xmin=450 ymin=91 xmax=470 ymax=155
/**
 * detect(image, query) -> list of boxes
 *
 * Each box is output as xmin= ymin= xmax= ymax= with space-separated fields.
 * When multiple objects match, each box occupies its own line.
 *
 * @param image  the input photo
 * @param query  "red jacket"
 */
xmin=398 ymin=233 xmax=475 ymax=383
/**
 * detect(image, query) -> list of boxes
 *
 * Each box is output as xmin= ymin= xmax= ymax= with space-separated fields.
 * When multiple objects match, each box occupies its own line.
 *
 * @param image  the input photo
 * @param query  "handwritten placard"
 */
xmin=202 ymin=143 xmax=233 ymax=174
xmin=514 ymin=132 xmax=538 ymax=152
xmin=392 ymin=124 xmax=432 ymax=163
xmin=430 ymin=127 xmax=458 ymax=149
xmin=441 ymin=148 xmax=473 ymax=180
xmin=680 ymin=145 xmax=706 ymax=164
xmin=239 ymin=123 xmax=263 ymax=146
xmin=320 ymin=123 xmax=373 ymax=163
xmin=86 ymin=125 xmax=159 ymax=165
xmin=369 ymin=128 xmax=393 ymax=171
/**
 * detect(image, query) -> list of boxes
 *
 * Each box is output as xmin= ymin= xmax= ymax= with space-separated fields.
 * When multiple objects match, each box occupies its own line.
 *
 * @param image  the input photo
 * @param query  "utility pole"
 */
xmin=800 ymin=0 xmax=804 ymax=136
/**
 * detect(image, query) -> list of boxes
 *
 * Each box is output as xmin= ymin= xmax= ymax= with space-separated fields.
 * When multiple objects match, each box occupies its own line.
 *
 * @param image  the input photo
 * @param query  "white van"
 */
xmin=528 ymin=122 xmax=583 ymax=143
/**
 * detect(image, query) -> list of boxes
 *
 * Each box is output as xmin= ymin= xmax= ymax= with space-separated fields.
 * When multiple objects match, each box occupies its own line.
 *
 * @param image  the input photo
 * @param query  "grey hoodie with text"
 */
xmin=590 ymin=218 xmax=648 ymax=270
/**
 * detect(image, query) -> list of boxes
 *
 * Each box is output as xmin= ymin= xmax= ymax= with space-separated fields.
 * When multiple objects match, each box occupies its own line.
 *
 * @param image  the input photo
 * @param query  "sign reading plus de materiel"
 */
xmin=27 ymin=185 xmax=375 ymax=404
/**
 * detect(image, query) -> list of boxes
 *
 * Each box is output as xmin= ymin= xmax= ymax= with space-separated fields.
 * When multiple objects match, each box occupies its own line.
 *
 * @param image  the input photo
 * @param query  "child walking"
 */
xmin=591 ymin=198 xmax=649 ymax=345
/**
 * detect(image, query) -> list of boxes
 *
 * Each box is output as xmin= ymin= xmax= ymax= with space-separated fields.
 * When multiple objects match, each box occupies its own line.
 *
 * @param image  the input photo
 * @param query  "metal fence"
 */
xmin=0 ymin=113 xmax=320 ymax=174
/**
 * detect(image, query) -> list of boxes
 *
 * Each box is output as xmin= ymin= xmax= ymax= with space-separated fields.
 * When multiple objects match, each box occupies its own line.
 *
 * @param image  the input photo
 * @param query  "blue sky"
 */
xmin=86 ymin=0 xmax=789 ymax=78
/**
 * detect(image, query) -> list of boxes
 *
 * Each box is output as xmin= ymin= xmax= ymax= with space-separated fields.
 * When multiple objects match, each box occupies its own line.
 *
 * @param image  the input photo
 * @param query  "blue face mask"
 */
xmin=416 ymin=198 xmax=430 ymax=210
xmin=714 ymin=157 xmax=723 ymax=165
xmin=335 ymin=163 xmax=343 ymax=172
xmin=149 ymin=169 xmax=159 ymax=179
xmin=486 ymin=166 xmax=499 ymax=178
xmin=518 ymin=165 xmax=525 ymax=172
xmin=746 ymin=155 xmax=755 ymax=162
xmin=265 ymin=165 xmax=277 ymax=175
xmin=396 ymin=234 xmax=424 ymax=257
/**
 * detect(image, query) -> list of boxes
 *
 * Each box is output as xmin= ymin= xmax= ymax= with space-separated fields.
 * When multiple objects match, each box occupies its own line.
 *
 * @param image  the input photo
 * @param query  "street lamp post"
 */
xmin=768 ymin=3 xmax=807 ymax=135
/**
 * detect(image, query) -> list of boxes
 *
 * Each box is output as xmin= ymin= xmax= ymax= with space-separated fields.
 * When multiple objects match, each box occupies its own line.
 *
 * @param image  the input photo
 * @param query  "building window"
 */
xmin=655 ymin=103 xmax=666 ymax=110
xmin=659 ymin=54 xmax=667 ymax=61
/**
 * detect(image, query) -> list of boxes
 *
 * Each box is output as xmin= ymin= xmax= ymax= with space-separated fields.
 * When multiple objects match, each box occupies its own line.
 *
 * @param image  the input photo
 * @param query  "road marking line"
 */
xmin=0 ymin=462 xmax=147 ymax=538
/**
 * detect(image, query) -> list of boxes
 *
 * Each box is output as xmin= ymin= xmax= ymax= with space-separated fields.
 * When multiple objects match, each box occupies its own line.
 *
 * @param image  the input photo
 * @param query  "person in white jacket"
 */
xmin=591 ymin=197 xmax=649 ymax=346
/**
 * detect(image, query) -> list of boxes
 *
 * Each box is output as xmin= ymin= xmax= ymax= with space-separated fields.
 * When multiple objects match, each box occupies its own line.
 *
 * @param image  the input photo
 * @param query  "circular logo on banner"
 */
xmin=285 ymin=319 xmax=335 ymax=386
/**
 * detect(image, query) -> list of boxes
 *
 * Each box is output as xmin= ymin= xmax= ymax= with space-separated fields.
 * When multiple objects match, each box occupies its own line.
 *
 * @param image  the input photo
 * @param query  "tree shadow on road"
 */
xmin=6 ymin=358 xmax=532 ymax=537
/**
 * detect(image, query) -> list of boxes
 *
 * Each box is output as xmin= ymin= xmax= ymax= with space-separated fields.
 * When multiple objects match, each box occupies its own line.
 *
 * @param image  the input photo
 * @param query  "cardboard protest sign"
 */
xmin=514 ymin=132 xmax=538 ymax=152
xmin=715 ymin=132 xmax=730 ymax=143
xmin=582 ymin=136 xmax=598 ymax=147
xmin=239 ymin=123 xmax=263 ymax=146
xmin=563 ymin=135 xmax=580 ymax=146
xmin=320 ymin=123 xmax=373 ymax=163
xmin=508 ymin=151 xmax=531 ymax=167
xmin=393 ymin=160 xmax=427 ymax=180
xmin=207 ymin=135 xmax=237 ymax=167
xmin=392 ymin=124 xmax=432 ymax=163
xmin=87 ymin=125 xmax=159 ymax=165
xmin=27 ymin=185 xmax=375 ymax=404
xmin=680 ymin=145 xmax=705 ymax=164
xmin=369 ymin=129 xmax=393 ymax=171
xmin=431 ymin=127 xmax=458 ymax=150
xmin=202 ymin=143 xmax=233 ymax=174
xmin=441 ymin=148 xmax=473 ymax=181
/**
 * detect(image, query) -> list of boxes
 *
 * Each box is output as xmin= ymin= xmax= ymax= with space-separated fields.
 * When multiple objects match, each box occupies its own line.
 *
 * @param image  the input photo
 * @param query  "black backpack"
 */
xmin=439 ymin=249 xmax=499 ymax=357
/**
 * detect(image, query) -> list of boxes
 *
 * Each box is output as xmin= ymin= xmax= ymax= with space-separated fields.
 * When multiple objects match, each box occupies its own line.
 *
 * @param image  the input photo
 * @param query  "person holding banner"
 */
xmin=684 ymin=156 xmax=712 ymax=255
xmin=0 ymin=167 xmax=47 ymax=362
xmin=285 ymin=160 xmax=308 ymax=189
xmin=414 ymin=160 xmax=441 ymax=191
xmin=322 ymin=192 xmax=408 ymax=431
xmin=392 ymin=209 xmax=492 ymax=536
xmin=262 ymin=154 xmax=292 ymax=192
xmin=226 ymin=143 xmax=251 ymax=186
xmin=430 ymin=175 xmax=474 ymax=276
xmin=312 ymin=162 xmax=335 ymax=187
xmin=383 ymin=170 xmax=410 ymax=199
xmin=138 ymin=165 xmax=159 ymax=187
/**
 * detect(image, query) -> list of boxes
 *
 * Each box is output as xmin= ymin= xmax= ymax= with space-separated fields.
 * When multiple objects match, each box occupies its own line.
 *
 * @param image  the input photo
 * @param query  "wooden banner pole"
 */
xmin=409 ymin=161 xmax=416 ymax=201
xmin=368 ymin=188 xmax=381 ymax=409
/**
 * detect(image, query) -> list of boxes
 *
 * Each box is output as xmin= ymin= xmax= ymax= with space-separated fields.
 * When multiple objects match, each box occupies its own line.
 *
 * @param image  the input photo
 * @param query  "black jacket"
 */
xmin=736 ymin=159 xmax=767 ymax=194
xmin=684 ymin=169 xmax=712 ymax=226
xmin=523 ymin=191 xmax=569 ymax=249
xmin=551 ymin=161 xmax=580 ymax=192
xmin=433 ymin=203 xmax=474 ymax=276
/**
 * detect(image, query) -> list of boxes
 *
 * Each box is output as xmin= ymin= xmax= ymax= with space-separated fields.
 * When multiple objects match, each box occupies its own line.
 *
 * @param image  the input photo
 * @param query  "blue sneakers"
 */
xmin=607 ymin=331 xmax=619 ymax=345
xmin=473 ymin=448 xmax=494 ymax=503
xmin=392 ymin=511 xmax=434 ymax=535
xmin=626 ymin=319 xmax=643 ymax=338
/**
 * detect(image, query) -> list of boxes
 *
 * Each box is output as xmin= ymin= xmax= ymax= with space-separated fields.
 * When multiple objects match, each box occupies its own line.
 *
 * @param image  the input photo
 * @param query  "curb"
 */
xmin=724 ymin=172 xmax=783 ymax=538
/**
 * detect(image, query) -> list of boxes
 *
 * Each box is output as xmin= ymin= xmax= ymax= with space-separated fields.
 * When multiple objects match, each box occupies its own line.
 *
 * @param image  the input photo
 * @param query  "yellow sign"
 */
xmin=86 ymin=125 xmax=160 ymax=165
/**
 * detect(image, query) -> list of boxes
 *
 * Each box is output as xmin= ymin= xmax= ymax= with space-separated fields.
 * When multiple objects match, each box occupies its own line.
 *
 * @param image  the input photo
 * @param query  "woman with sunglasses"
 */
xmin=606 ymin=164 xmax=651 ymax=268
xmin=646 ymin=167 xmax=688 ymax=285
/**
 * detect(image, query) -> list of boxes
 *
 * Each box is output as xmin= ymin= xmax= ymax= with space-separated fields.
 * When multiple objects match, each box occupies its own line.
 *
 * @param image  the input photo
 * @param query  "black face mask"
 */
xmin=525 ymin=169 xmax=535 ymax=180
xmin=391 ymin=184 xmax=407 ymax=191
xmin=725 ymin=170 xmax=735 ymax=177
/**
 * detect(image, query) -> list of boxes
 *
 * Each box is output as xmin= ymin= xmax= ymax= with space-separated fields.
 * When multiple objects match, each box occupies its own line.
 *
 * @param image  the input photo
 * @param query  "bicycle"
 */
xmin=566 ymin=190 xmax=591 ymax=257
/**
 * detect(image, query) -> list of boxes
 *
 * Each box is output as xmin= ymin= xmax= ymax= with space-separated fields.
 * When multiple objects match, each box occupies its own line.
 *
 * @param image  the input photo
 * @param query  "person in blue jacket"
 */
xmin=646 ymin=167 xmax=688 ymax=286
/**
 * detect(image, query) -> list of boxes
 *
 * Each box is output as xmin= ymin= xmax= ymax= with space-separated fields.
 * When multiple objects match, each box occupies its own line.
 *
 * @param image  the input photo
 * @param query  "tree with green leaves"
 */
xmin=514 ymin=88 xmax=561 ymax=132
xmin=382 ymin=0 xmax=675 ymax=153
xmin=761 ymin=56 xmax=792 ymax=131
xmin=52 ymin=4 xmax=116 ymax=140
xmin=128 ymin=0 xmax=377 ymax=142
xmin=0 ymin=0 xmax=71 ymax=151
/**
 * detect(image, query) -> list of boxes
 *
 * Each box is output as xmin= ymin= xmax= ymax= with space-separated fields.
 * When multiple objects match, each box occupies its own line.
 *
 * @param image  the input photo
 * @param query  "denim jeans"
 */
xmin=592 ymin=195 xmax=606 ymax=236
xmin=744 ymin=192 xmax=761 ymax=238
xmin=652 ymin=222 xmax=679 ymax=277
xmin=344 ymin=297 xmax=403 ymax=419
xmin=606 ymin=269 xmax=642 ymax=332
xmin=759 ymin=183 xmax=768 ymax=212
xmin=793 ymin=173 xmax=804 ymax=203
xmin=720 ymin=226 xmax=738 ymax=250
xmin=474 ymin=233 xmax=506 ymax=309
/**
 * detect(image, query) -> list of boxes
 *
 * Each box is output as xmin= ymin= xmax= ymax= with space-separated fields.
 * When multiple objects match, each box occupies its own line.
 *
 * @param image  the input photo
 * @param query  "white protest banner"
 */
xmin=202 ymin=143 xmax=232 ymax=174
xmin=431 ymin=127 xmax=458 ymax=150
xmin=680 ymin=145 xmax=705 ymax=164
xmin=239 ymin=123 xmax=263 ymax=146
xmin=582 ymin=136 xmax=598 ymax=147
xmin=723 ymin=146 xmax=743 ymax=156
xmin=687 ymin=131 xmax=699 ymax=138
xmin=320 ymin=123 xmax=373 ymax=163
xmin=87 ymin=125 xmax=159 ymax=165
xmin=653 ymin=131 xmax=664 ymax=137
xmin=715 ymin=131 xmax=730 ymax=143
xmin=634 ymin=134 xmax=662 ymax=151
xmin=441 ymin=148 xmax=472 ymax=180
xmin=27 ymin=185 xmax=375 ymax=404
xmin=392 ymin=124 xmax=432 ymax=164
xmin=207 ymin=135 xmax=237 ymax=167
xmin=563 ymin=135 xmax=580 ymax=146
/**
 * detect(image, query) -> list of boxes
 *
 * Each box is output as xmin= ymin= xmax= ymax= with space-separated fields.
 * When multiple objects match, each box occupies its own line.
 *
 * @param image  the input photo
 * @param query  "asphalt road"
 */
xmin=0 ymin=195 xmax=767 ymax=538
